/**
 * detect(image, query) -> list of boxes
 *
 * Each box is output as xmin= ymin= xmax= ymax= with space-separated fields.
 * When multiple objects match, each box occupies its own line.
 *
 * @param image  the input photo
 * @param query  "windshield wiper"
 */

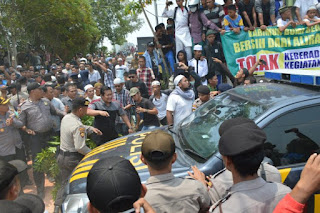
xmin=184 ymin=149 xmax=207 ymax=161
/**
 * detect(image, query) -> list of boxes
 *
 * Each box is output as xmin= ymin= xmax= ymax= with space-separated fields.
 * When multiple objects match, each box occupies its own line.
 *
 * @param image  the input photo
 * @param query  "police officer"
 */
xmin=54 ymin=97 xmax=102 ymax=212
xmin=19 ymin=82 xmax=64 ymax=198
xmin=141 ymin=130 xmax=210 ymax=212
xmin=207 ymin=119 xmax=291 ymax=212
xmin=192 ymin=85 xmax=211 ymax=111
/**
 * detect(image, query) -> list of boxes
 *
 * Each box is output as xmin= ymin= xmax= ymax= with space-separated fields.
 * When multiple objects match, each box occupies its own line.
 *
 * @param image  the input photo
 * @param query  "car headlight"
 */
xmin=62 ymin=193 xmax=89 ymax=213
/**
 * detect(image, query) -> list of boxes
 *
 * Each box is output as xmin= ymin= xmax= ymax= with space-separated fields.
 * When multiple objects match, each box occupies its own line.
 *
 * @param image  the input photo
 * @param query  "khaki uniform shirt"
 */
xmin=209 ymin=177 xmax=291 ymax=213
xmin=209 ymin=163 xmax=282 ymax=203
xmin=60 ymin=113 xmax=93 ymax=155
xmin=145 ymin=173 xmax=210 ymax=213
xmin=19 ymin=98 xmax=59 ymax=133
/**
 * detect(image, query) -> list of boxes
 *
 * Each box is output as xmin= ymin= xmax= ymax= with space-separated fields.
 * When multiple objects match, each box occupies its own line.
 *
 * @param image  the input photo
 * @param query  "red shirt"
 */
xmin=273 ymin=194 xmax=306 ymax=213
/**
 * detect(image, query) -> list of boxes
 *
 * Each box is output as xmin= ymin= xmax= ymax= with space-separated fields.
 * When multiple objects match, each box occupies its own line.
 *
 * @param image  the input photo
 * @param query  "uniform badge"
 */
xmin=79 ymin=127 xmax=85 ymax=138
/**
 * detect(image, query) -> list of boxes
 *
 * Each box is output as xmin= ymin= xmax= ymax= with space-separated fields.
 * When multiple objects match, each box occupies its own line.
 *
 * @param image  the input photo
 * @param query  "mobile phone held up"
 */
xmin=259 ymin=59 xmax=267 ymax=65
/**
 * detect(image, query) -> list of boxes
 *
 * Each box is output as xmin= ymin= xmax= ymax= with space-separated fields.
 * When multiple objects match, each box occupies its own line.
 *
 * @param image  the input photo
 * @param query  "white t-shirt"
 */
xmin=303 ymin=16 xmax=320 ymax=23
xmin=166 ymin=93 xmax=193 ymax=126
xmin=115 ymin=65 xmax=129 ymax=82
xmin=277 ymin=18 xmax=289 ymax=27
xmin=294 ymin=0 xmax=318 ymax=20
xmin=88 ymin=70 xmax=101 ymax=82
xmin=151 ymin=93 xmax=168 ymax=120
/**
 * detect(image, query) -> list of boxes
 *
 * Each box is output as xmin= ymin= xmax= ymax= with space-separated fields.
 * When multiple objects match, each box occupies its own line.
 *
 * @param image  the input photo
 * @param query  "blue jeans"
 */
xmin=165 ymin=50 xmax=175 ymax=75
xmin=141 ymin=125 xmax=158 ymax=131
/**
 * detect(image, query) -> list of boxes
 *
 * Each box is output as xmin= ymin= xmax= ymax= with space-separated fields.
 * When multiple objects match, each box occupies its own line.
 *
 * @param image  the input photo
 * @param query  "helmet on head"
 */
xmin=188 ymin=0 xmax=200 ymax=12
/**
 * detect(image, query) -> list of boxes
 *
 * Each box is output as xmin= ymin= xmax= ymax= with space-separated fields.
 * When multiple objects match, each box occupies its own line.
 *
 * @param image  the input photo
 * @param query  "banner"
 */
xmin=221 ymin=25 xmax=320 ymax=75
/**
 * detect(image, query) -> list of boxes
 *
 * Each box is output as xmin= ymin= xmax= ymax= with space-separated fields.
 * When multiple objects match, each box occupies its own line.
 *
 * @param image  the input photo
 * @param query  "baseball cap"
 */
xmin=87 ymin=156 xmax=141 ymax=213
xmin=194 ymin=44 xmax=202 ymax=51
xmin=129 ymin=70 xmax=137 ymax=75
xmin=206 ymin=29 xmax=218 ymax=36
xmin=0 ymin=194 xmax=44 ymax=213
xmin=174 ymin=75 xmax=185 ymax=86
xmin=142 ymin=130 xmax=175 ymax=161
xmin=219 ymin=124 xmax=266 ymax=156
xmin=151 ymin=80 xmax=160 ymax=86
xmin=147 ymin=42 xmax=155 ymax=47
xmin=26 ymin=82 xmax=40 ymax=93
xmin=0 ymin=97 xmax=9 ymax=105
xmin=129 ymin=87 xmax=140 ymax=96
xmin=72 ymin=97 xmax=90 ymax=107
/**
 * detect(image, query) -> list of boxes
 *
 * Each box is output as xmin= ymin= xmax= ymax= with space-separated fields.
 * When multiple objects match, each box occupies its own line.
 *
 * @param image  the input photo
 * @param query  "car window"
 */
xmin=263 ymin=106 xmax=320 ymax=167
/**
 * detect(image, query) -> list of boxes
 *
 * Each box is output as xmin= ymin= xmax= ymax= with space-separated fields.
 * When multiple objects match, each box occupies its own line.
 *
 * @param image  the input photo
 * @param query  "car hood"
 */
xmin=67 ymin=128 xmax=191 ymax=195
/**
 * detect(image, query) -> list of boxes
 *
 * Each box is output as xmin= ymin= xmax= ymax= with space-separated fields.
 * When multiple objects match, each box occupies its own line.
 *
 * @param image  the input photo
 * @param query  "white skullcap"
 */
xmin=117 ymin=58 xmax=123 ymax=61
xmin=16 ymin=65 xmax=22 ymax=69
xmin=174 ymin=75 xmax=185 ymax=86
xmin=151 ymin=80 xmax=160 ymax=86
xmin=84 ymin=84 xmax=93 ymax=92
xmin=194 ymin=44 xmax=202 ymax=51
xmin=113 ymin=78 xmax=122 ymax=85
xmin=51 ymin=76 xmax=56 ymax=82
xmin=80 ymin=58 xmax=87 ymax=63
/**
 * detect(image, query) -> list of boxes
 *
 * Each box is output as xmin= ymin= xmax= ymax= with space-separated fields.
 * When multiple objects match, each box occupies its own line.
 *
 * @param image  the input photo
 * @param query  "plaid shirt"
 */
xmin=104 ymin=69 xmax=115 ymax=91
xmin=137 ymin=67 xmax=155 ymax=96
xmin=113 ymin=88 xmax=133 ymax=123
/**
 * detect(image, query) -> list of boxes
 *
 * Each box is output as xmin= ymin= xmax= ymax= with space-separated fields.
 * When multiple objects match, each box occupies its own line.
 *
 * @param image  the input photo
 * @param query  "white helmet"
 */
xmin=188 ymin=0 xmax=200 ymax=12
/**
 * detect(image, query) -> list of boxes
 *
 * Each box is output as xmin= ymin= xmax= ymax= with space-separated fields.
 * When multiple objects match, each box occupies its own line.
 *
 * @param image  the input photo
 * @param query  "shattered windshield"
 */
xmin=180 ymin=93 xmax=270 ymax=160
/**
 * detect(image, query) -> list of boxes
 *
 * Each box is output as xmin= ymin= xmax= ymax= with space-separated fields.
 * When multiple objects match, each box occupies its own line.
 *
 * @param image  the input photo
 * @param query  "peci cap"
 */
xmin=27 ymin=82 xmax=41 ymax=93
xmin=174 ymin=75 xmax=185 ymax=86
xmin=194 ymin=44 xmax=202 ymax=51
xmin=206 ymin=29 xmax=218 ymax=37
xmin=142 ymin=130 xmax=175 ymax=161
xmin=197 ymin=85 xmax=210 ymax=95
xmin=279 ymin=6 xmax=290 ymax=14
xmin=0 ymin=97 xmax=9 ymax=105
xmin=219 ymin=124 xmax=267 ymax=156
xmin=113 ymin=78 xmax=122 ymax=85
xmin=151 ymin=80 xmax=160 ymax=86
xmin=72 ymin=97 xmax=90 ymax=107
xmin=87 ymin=156 xmax=141 ymax=213
xmin=129 ymin=87 xmax=140 ymax=96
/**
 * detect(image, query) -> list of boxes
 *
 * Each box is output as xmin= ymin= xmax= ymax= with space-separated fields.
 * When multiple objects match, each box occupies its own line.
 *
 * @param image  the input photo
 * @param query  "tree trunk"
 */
xmin=11 ymin=32 xmax=18 ymax=68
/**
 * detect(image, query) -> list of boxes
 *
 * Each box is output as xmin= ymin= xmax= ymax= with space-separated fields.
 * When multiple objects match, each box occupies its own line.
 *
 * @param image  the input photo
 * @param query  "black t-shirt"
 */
xmin=125 ymin=80 xmax=149 ymax=98
xmin=137 ymin=98 xmax=160 ymax=127
xmin=238 ymin=0 xmax=255 ymax=27
xmin=154 ymin=35 xmax=173 ymax=55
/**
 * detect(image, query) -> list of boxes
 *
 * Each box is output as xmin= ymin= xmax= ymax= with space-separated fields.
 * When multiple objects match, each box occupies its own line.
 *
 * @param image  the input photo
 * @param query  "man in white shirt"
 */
xmin=188 ymin=45 xmax=208 ymax=85
xmin=162 ymin=0 xmax=193 ymax=61
xmin=167 ymin=75 xmax=195 ymax=127
xmin=294 ymin=0 xmax=318 ymax=24
xmin=149 ymin=81 xmax=169 ymax=125
xmin=115 ymin=58 xmax=129 ymax=83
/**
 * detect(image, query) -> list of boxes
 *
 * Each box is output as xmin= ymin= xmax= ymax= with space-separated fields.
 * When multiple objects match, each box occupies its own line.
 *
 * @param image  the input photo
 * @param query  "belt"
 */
xmin=59 ymin=150 xmax=83 ymax=157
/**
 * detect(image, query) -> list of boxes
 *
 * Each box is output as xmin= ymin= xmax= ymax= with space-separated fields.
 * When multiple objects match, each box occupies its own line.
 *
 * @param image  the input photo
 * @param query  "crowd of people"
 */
xmin=0 ymin=0 xmax=319 ymax=212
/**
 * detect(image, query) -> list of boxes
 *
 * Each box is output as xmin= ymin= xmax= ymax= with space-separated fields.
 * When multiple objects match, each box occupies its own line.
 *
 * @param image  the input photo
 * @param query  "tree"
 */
xmin=91 ymin=0 xmax=142 ymax=46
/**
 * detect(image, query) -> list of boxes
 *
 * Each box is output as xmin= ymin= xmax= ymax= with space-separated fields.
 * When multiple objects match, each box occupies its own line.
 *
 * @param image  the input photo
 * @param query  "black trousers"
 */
xmin=55 ymin=152 xmax=83 ymax=206
xmin=29 ymin=131 xmax=51 ymax=193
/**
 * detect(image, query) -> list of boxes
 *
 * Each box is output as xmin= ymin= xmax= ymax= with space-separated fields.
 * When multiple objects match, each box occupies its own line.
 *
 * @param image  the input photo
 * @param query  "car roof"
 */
xmin=225 ymin=83 xmax=320 ymax=107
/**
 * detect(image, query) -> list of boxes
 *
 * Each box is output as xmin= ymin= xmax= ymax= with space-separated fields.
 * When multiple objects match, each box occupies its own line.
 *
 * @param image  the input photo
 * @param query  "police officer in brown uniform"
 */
xmin=20 ymin=82 xmax=64 ymax=198
xmin=208 ymin=119 xmax=291 ymax=212
xmin=141 ymin=130 xmax=210 ymax=212
xmin=54 ymin=97 xmax=102 ymax=211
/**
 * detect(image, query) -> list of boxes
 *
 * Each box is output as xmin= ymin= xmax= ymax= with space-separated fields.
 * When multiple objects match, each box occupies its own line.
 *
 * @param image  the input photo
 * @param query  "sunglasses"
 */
xmin=129 ymin=76 xmax=135 ymax=79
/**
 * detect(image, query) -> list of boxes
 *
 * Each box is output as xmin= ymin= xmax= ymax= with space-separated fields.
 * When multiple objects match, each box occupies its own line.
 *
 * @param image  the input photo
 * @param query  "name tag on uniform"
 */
xmin=215 ymin=49 xmax=218 ymax=53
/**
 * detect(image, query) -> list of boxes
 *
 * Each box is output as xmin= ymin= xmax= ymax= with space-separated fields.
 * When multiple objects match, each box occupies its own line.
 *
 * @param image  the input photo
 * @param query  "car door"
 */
xmin=260 ymin=103 xmax=320 ymax=213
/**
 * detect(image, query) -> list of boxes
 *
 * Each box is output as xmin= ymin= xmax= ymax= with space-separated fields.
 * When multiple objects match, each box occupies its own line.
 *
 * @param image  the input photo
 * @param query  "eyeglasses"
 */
xmin=129 ymin=76 xmax=135 ymax=79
